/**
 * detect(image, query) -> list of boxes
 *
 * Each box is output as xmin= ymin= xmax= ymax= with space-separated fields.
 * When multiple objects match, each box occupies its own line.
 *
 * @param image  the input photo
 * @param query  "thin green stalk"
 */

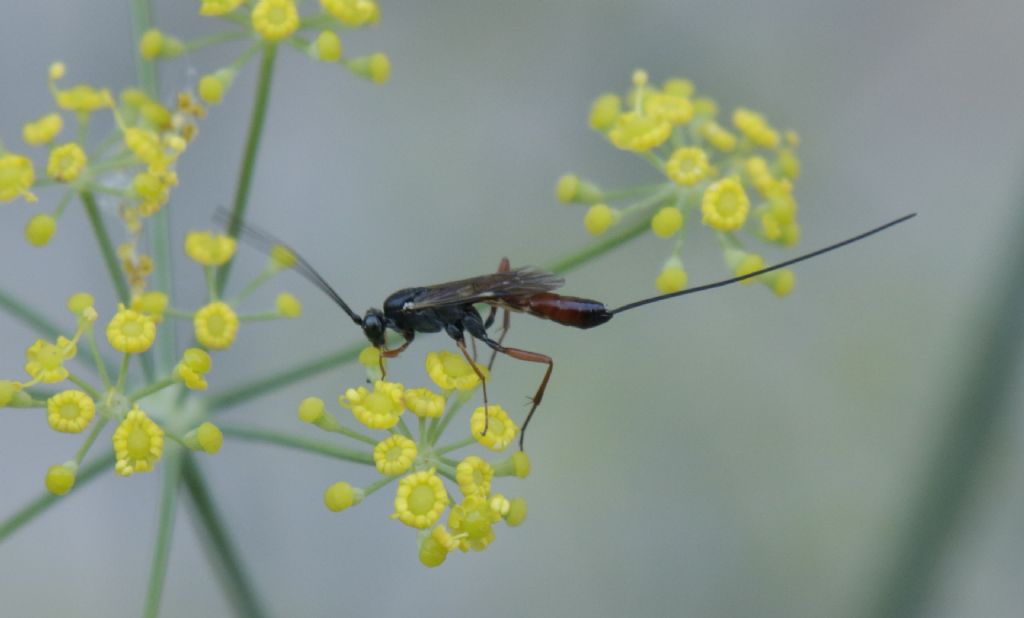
xmin=150 ymin=205 xmax=176 ymax=374
xmin=209 ymin=339 xmax=365 ymax=410
xmin=362 ymin=474 xmax=398 ymax=498
xmin=434 ymin=435 xmax=476 ymax=456
xmin=129 ymin=376 xmax=178 ymax=402
xmin=217 ymin=44 xmax=278 ymax=295
xmin=869 ymin=188 xmax=1024 ymax=618
xmin=184 ymin=29 xmax=251 ymax=52
xmin=322 ymin=417 xmax=378 ymax=446
xmin=81 ymin=191 xmax=130 ymax=305
xmin=116 ymin=353 xmax=130 ymax=392
xmin=142 ymin=447 xmax=182 ymax=618
xmin=0 ymin=287 xmax=62 ymax=339
xmin=0 ymin=451 xmax=115 ymax=542
xmin=238 ymin=312 xmax=281 ymax=322
xmin=67 ymin=373 xmax=102 ymax=400
xmin=75 ymin=418 xmax=109 ymax=464
xmin=220 ymin=425 xmax=374 ymax=464
xmin=180 ymin=456 xmax=268 ymax=618
xmin=130 ymin=0 xmax=158 ymax=96
xmin=85 ymin=329 xmax=112 ymax=388
xmin=429 ymin=392 xmax=472 ymax=445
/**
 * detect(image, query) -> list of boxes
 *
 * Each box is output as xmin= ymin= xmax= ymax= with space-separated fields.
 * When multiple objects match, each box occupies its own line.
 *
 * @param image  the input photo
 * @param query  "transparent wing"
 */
xmin=406 ymin=266 xmax=564 ymax=310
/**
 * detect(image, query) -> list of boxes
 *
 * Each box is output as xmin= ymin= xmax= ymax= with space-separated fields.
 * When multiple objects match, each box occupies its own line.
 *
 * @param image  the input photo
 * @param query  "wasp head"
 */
xmin=361 ymin=308 xmax=386 ymax=347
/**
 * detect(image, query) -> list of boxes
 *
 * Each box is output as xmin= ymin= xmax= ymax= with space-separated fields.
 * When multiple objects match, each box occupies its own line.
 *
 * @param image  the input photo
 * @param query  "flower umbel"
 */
xmin=112 ymin=407 xmax=164 ymax=477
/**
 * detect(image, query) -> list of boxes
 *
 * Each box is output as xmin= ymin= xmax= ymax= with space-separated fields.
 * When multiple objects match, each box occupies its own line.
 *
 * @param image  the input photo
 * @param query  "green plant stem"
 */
xmin=0 ymin=287 xmax=61 ymax=339
xmin=142 ymin=447 xmax=182 ymax=618
xmin=185 ymin=29 xmax=251 ymax=52
xmin=85 ymin=329 xmax=112 ymax=388
xmin=130 ymin=0 xmax=158 ymax=96
xmin=129 ymin=376 xmax=178 ymax=402
xmin=209 ymin=339 xmax=365 ymax=410
xmin=220 ymin=425 xmax=374 ymax=464
xmin=428 ymin=392 xmax=472 ymax=445
xmin=434 ymin=435 xmax=476 ymax=456
xmin=0 ymin=451 xmax=115 ymax=543
xmin=116 ymin=353 xmax=130 ymax=392
xmin=870 ymin=194 xmax=1024 ymax=617
xmin=81 ymin=192 xmax=130 ymax=305
xmin=75 ymin=418 xmax=109 ymax=464
xmin=322 ymin=418 xmax=378 ymax=446
xmin=181 ymin=456 xmax=267 ymax=618
xmin=68 ymin=373 xmax=102 ymax=400
xmin=217 ymin=44 xmax=278 ymax=295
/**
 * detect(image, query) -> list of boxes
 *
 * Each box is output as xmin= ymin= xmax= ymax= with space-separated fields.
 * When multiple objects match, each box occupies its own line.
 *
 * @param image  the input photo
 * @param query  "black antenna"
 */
xmin=215 ymin=209 xmax=364 ymax=325
xmin=612 ymin=213 xmax=917 ymax=315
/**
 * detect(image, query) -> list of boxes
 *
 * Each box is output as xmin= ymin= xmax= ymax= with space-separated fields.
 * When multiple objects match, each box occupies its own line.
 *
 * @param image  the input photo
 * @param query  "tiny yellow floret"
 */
xmin=194 ymin=301 xmax=240 ymax=350
xmin=471 ymin=404 xmax=517 ymax=451
xmin=0 ymin=380 xmax=22 ymax=407
xmin=426 ymin=351 xmax=487 ymax=391
xmin=139 ymin=29 xmax=164 ymax=59
xmin=373 ymin=434 xmax=417 ymax=475
xmin=131 ymin=291 xmax=169 ymax=321
xmin=403 ymin=387 xmax=445 ymax=418
xmin=735 ymin=253 xmax=765 ymax=282
xmin=394 ymin=469 xmax=448 ymax=529
xmin=22 ymin=113 xmax=63 ymax=145
xmin=251 ymin=0 xmax=300 ymax=42
xmin=556 ymin=174 xmax=580 ymax=203
xmin=645 ymin=92 xmax=694 ymax=125
xmin=700 ymin=121 xmax=738 ymax=152
xmin=512 ymin=451 xmax=531 ymax=478
xmin=456 ymin=455 xmax=493 ymax=498
xmin=185 ymin=231 xmax=237 ymax=266
xmin=200 ymin=0 xmax=244 ymax=16
xmin=324 ymin=481 xmax=360 ymax=512
xmin=195 ymin=422 xmax=223 ymax=454
xmin=656 ymin=257 xmax=688 ymax=294
xmin=67 ymin=292 xmax=95 ymax=316
xmin=25 ymin=214 xmax=57 ymax=247
xmin=270 ymin=244 xmax=296 ymax=269
xmin=701 ymin=178 xmax=750 ymax=232
xmin=419 ymin=526 xmax=454 ymax=568
xmin=448 ymin=495 xmax=500 ymax=551
xmin=112 ymin=407 xmax=164 ymax=476
xmin=298 ymin=396 xmax=326 ymax=424
xmin=588 ymin=93 xmax=621 ymax=131
xmin=339 ymin=380 xmax=405 ymax=429
xmin=276 ymin=293 xmax=302 ymax=318
xmin=321 ymin=0 xmax=377 ymax=27
xmin=505 ymin=497 xmax=528 ymax=527
xmin=45 ymin=463 xmax=76 ymax=496
xmin=25 ymin=337 xmax=76 ymax=384
xmin=608 ymin=112 xmax=671 ymax=152
xmin=198 ymin=74 xmax=226 ymax=105
xmin=765 ymin=270 xmax=796 ymax=297
xmin=46 ymin=143 xmax=87 ymax=182
xmin=650 ymin=206 xmax=683 ymax=238
xmin=47 ymin=390 xmax=95 ymax=433
xmin=583 ymin=203 xmax=619 ymax=236
xmin=107 ymin=304 xmax=157 ymax=353
xmin=314 ymin=30 xmax=343 ymax=62
xmin=0 ymin=154 xmax=37 ymax=203
xmin=733 ymin=107 xmax=780 ymax=149
xmin=666 ymin=147 xmax=710 ymax=186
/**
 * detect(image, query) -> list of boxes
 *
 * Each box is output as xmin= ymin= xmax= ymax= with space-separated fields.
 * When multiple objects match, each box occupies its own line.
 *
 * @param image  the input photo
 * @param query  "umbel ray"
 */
xmin=223 ymin=211 xmax=916 ymax=450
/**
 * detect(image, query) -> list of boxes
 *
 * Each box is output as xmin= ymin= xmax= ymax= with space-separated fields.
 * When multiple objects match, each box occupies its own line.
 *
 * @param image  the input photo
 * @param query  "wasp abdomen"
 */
xmin=524 ymin=293 xmax=612 ymax=329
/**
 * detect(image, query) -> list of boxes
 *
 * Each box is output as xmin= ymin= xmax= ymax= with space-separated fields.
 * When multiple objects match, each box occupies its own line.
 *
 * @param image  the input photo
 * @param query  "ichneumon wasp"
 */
xmin=223 ymin=211 xmax=915 ymax=449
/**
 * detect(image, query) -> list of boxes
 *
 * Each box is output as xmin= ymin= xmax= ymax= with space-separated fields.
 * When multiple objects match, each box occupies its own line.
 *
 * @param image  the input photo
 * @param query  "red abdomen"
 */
xmin=519 ymin=293 xmax=613 ymax=329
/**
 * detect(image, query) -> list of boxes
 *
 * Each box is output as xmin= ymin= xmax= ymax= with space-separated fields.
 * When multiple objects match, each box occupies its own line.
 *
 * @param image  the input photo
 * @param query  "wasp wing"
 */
xmin=405 ymin=266 xmax=564 ymax=310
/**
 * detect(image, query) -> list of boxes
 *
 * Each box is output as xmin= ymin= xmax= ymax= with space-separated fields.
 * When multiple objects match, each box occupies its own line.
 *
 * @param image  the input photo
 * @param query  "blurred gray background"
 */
xmin=2 ymin=1 xmax=1023 ymax=616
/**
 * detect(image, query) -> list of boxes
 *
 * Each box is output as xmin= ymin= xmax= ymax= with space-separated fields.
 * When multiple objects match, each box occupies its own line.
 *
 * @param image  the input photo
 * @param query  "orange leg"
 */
xmin=456 ymin=338 xmax=491 ymax=435
xmin=488 ymin=345 xmax=553 ymax=450
xmin=377 ymin=336 xmax=414 ymax=377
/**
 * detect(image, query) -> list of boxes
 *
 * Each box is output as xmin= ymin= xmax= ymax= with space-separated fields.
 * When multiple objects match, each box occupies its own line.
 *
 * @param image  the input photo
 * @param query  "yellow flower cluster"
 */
xmin=559 ymin=69 xmax=803 ymax=297
xmin=304 ymin=349 xmax=530 ymax=567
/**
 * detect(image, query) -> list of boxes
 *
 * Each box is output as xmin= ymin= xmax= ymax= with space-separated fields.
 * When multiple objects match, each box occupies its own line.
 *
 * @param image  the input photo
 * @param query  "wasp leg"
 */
xmin=378 ymin=333 xmax=415 ymax=377
xmin=455 ymin=337 xmax=491 ymax=436
xmin=465 ymin=313 xmax=552 ymax=451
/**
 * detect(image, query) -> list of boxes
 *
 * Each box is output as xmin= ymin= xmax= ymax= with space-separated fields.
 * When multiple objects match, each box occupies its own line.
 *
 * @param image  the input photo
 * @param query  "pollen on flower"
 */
xmin=650 ymin=206 xmax=683 ymax=238
xmin=339 ymin=380 xmax=405 ymax=429
xmin=470 ymin=404 xmax=517 ymax=451
xmin=252 ymin=0 xmax=300 ymax=42
xmin=608 ymin=112 xmax=671 ymax=152
xmin=655 ymin=257 xmax=688 ymax=294
xmin=276 ymin=293 xmax=302 ymax=318
xmin=456 ymin=455 xmax=493 ymax=498
xmin=46 ymin=143 xmax=87 ymax=182
xmin=0 ymin=154 xmax=37 ymax=203
xmin=25 ymin=337 xmax=77 ymax=384
xmin=46 ymin=390 xmax=95 ymax=433
xmin=403 ymin=387 xmax=445 ymax=418
xmin=665 ymin=147 xmax=710 ymax=186
xmin=393 ymin=469 xmax=448 ymax=529
xmin=185 ymin=231 xmax=237 ymax=266
xmin=448 ymin=494 xmax=501 ymax=551
xmin=112 ymin=407 xmax=164 ymax=476
xmin=25 ymin=214 xmax=57 ymax=247
xmin=22 ymin=113 xmax=63 ymax=145
xmin=425 ymin=351 xmax=488 ymax=391
xmin=701 ymin=178 xmax=750 ymax=232
xmin=107 ymin=305 xmax=157 ymax=353
xmin=45 ymin=463 xmax=77 ymax=496
xmin=583 ymin=203 xmax=620 ymax=236
xmin=322 ymin=0 xmax=377 ymax=27
xmin=194 ymin=301 xmax=240 ymax=350
xmin=373 ymin=434 xmax=417 ymax=475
